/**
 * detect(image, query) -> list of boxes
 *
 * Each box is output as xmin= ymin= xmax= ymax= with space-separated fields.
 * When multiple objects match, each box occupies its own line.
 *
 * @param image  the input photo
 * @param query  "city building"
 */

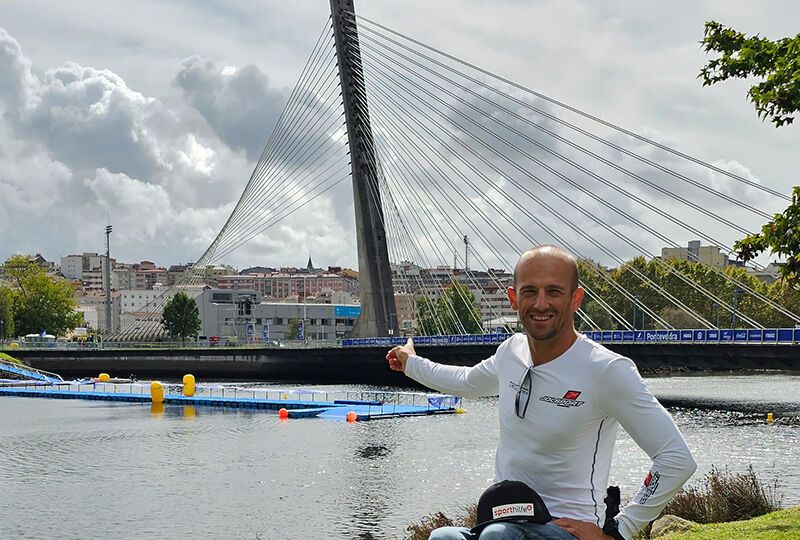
xmin=394 ymin=293 xmax=416 ymax=335
xmin=61 ymin=252 xmax=114 ymax=280
xmin=661 ymin=240 xmax=728 ymax=268
xmin=119 ymin=284 xmax=206 ymax=331
xmin=218 ymin=270 xmax=359 ymax=301
xmin=75 ymin=290 xmax=121 ymax=332
xmin=748 ymin=261 xmax=784 ymax=285
xmin=197 ymin=288 xmax=361 ymax=341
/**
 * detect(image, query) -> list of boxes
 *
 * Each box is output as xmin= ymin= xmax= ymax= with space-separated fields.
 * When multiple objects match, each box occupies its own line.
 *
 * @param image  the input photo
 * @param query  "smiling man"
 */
xmin=386 ymin=245 xmax=696 ymax=540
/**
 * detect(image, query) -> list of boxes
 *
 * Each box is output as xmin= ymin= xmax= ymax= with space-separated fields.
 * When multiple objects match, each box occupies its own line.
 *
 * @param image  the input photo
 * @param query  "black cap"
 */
xmin=471 ymin=480 xmax=552 ymax=533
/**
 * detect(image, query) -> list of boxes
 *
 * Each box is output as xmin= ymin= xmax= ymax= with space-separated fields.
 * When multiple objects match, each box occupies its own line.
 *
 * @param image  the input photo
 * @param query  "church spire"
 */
xmin=306 ymin=255 xmax=314 ymax=272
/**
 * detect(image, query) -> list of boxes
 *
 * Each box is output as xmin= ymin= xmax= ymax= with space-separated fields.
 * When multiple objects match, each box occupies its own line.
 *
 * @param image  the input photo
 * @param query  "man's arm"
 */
xmin=386 ymin=337 xmax=500 ymax=397
xmin=598 ymin=358 xmax=697 ymax=540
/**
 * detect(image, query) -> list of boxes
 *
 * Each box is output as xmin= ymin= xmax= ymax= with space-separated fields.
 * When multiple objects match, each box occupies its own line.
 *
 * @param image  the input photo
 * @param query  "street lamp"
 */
xmin=732 ymin=289 xmax=744 ymax=331
xmin=0 ymin=319 xmax=4 ymax=346
xmin=632 ymin=296 xmax=643 ymax=330
xmin=711 ymin=302 xmax=720 ymax=329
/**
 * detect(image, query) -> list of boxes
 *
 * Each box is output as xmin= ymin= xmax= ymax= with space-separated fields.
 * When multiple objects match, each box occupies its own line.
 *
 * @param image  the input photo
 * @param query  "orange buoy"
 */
xmin=278 ymin=408 xmax=289 ymax=419
xmin=346 ymin=411 xmax=357 ymax=423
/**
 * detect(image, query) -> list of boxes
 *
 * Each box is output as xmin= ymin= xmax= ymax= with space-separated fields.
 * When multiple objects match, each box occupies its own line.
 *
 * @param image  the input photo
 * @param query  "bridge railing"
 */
xmin=342 ymin=328 xmax=800 ymax=347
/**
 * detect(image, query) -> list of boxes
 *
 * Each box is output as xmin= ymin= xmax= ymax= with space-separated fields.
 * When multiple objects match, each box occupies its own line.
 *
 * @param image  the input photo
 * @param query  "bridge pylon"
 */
xmin=330 ymin=0 xmax=398 ymax=338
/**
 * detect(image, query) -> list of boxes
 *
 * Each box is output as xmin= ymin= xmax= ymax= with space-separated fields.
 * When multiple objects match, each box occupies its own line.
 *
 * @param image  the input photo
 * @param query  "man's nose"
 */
xmin=532 ymin=291 xmax=547 ymax=308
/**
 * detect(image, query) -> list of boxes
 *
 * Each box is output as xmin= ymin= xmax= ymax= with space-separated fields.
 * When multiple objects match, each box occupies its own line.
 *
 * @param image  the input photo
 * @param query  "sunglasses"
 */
xmin=515 ymin=366 xmax=534 ymax=418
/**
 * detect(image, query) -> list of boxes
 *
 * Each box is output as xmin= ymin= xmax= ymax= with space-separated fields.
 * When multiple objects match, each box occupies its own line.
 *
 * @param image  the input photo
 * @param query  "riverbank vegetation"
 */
xmin=404 ymin=466 xmax=786 ymax=540
xmin=576 ymin=257 xmax=800 ymax=331
xmin=663 ymin=465 xmax=782 ymax=523
xmin=0 ymin=255 xmax=81 ymax=338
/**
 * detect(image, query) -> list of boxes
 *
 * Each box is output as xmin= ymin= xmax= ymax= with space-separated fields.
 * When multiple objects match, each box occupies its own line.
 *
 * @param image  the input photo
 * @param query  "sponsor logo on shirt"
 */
xmin=639 ymin=470 xmax=661 ymax=504
xmin=492 ymin=503 xmax=537 ymax=519
xmin=539 ymin=390 xmax=584 ymax=408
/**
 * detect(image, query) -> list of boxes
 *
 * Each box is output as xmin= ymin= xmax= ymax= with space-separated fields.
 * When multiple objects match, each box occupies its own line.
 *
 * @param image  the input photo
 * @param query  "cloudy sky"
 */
xmin=1 ymin=0 xmax=798 ymax=271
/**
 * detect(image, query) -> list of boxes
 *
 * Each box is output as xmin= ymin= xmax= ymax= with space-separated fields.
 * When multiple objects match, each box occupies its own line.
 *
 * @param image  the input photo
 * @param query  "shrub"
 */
xmin=663 ymin=465 xmax=782 ymax=524
xmin=406 ymin=512 xmax=453 ymax=540
xmin=405 ymin=504 xmax=477 ymax=540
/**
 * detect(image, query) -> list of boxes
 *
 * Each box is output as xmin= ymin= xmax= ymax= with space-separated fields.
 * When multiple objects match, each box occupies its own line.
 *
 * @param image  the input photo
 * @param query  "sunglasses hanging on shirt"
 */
xmin=515 ymin=366 xmax=534 ymax=418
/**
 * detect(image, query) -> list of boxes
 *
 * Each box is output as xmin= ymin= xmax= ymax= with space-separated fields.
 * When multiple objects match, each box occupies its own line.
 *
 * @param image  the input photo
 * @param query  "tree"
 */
xmin=0 ymin=286 xmax=16 ymax=339
xmin=414 ymin=296 xmax=439 ymax=336
xmin=161 ymin=292 xmax=201 ymax=341
xmin=440 ymin=281 xmax=482 ymax=334
xmin=735 ymin=186 xmax=800 ymax=288
xmin=3 ymin=255 xmax=82 ymax=336
xmin=699 ymin=21 xmax=800 ymax=127
xmin=414 ymin=281 xmax=482 ymax=335
xmin=285 ymin=318 xmax=301 ymax=340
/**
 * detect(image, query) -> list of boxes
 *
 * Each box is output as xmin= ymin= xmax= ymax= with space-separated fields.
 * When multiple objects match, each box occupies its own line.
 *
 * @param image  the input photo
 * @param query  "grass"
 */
xmin=0 ymin=351 xmax=26 ymax=365
xmin=406 ymin=505 xmax=477 ymax=540
xmin=659 ymin=507 xmax=800 ymax=539
xmin=664 ymin=465 xmax=782 ymax=523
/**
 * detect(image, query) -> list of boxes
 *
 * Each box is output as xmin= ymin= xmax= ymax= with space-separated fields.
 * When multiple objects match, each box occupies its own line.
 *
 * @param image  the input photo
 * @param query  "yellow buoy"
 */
xmin=150 ymin=381 xmax=164 ymax=404
xmin=455 ymin=408 xmax=467 ymax=414
xmin=182 ymin=374 xmax=195 ymax=397
xmin=98 ymin=373 xmax=110 ymax=382
xmin=767 ymin=412 xmax=774 ymax=423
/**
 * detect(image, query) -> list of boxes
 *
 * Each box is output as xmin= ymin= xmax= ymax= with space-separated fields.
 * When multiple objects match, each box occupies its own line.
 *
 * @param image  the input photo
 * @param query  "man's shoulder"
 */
xmin=578 ymin=335 xmax=635 ymax=370
xmin=494 ymin=333 xmax=528 ymax=361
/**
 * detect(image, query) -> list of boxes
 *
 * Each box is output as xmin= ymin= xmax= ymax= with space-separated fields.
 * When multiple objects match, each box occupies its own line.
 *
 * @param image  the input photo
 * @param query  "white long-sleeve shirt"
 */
xmin=405 ymin=333 xmax=696 ymax=540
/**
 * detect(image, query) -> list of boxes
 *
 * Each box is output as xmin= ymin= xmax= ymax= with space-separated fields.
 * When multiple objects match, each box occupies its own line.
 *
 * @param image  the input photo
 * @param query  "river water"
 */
xmin=1 ymin=372 xmax=798 ymax=539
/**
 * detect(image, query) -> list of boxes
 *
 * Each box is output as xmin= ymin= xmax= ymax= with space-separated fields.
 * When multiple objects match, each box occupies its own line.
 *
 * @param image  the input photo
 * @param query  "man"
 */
xmin=386 ymin=246 xmax=696 ymax=540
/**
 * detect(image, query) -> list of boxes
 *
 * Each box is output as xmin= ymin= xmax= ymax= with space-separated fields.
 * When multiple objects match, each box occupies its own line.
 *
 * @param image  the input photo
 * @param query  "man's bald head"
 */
xmin=513 ymin=245 xmax=579 ymax=291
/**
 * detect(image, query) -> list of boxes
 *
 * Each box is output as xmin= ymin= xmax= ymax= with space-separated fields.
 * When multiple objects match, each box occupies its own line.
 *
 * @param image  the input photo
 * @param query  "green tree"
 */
xmin=414 ymin=296 xmax=439 ymax=336
xmin=414 ymin=281 xmax=482 ymax=335
xmin=285 ymin=318 xmax=301 ymax=340
xmin=700 ymin=21 xmax=800 ymax=127
xmin=3 ymin=255 xmax=82 ymax=336
xmin=0 ymin=286 xmax=16 ymax=339
xmin=440 ymin=281 xmax=482 ymax=334
xmin=160 ymin=292 xmax=201 ymax=341
xmin=735 ymin=186 xmax=800 ymax=288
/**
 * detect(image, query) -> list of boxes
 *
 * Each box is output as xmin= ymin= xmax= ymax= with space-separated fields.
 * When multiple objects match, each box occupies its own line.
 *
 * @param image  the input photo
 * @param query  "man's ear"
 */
xmin=508 ymin=287 xmax=518 ymax=310
xmin=572 ymin=286 xmax=584 ymax=312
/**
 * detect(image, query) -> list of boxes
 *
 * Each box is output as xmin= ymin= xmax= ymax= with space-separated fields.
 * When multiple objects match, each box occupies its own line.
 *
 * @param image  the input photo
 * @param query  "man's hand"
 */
xmin=386 ymin=337 xmax=416 ymax=372
xmin=551 ymin=518 xmax=613 ymax=540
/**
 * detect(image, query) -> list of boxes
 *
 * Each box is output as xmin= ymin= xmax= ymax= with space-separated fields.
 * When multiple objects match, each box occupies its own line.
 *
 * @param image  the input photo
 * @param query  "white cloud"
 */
xmin=0 ymin=26 xmax=296 ymax=267
xmin=0 ymin=0 xmax=798 ymax=272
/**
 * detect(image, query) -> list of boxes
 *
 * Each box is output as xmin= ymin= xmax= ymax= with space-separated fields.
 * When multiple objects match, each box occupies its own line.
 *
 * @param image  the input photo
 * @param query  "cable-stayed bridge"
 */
xmin=112 ymin=0 xmax=799 ymax=348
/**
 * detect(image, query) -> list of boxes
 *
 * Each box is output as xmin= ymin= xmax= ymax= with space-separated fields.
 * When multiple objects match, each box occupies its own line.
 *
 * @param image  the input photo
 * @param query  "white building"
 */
xmin=197 ymin=288 xmax=361 ymax=341
xmin=61 ymin=253 xmax=113 ymax=280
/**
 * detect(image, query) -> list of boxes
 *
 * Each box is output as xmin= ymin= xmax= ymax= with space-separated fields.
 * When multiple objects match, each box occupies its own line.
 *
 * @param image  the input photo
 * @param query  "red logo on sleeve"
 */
xmin=563 ymin=390 xmax=581 ymax=400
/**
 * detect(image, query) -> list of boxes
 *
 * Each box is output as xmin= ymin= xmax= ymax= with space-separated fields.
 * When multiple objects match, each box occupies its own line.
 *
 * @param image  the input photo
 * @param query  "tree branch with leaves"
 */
xmin=699 ymin=21 xmax=800 ymax=127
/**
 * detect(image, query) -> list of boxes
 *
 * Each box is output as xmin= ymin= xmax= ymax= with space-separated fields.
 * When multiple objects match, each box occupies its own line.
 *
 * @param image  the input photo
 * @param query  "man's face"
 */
xmin=508 ymin=255 xmax=583 ymax=343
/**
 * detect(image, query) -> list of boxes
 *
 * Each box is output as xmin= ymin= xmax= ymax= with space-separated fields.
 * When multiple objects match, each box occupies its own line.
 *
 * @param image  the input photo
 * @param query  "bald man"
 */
xmin=387 ymin=246 xmax=695 ymax=540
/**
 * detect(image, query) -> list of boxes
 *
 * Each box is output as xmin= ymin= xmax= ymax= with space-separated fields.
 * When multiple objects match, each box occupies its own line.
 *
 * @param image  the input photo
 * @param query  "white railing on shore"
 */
xmin=4 ymin=327 xmax=799 ymax=352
